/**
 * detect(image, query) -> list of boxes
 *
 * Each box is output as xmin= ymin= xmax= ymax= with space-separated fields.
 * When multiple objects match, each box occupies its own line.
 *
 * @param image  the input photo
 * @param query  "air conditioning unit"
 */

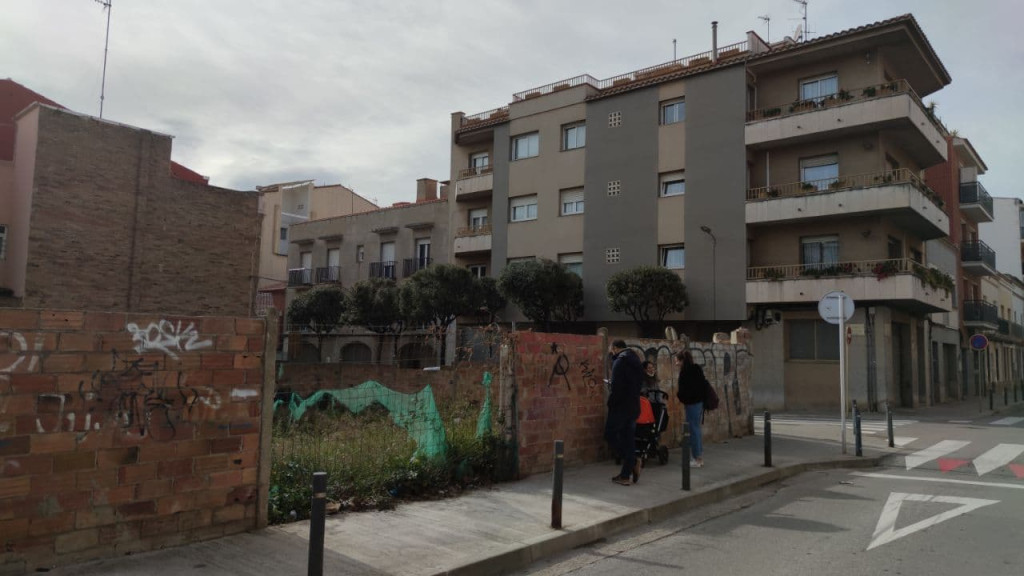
xmin=762 ymin=309 xmax=782 ymax=325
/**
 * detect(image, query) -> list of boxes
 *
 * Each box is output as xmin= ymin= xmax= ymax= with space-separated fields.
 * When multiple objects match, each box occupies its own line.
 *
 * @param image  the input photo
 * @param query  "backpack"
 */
xmin=703 ymin=377 xmax=720 ymax=411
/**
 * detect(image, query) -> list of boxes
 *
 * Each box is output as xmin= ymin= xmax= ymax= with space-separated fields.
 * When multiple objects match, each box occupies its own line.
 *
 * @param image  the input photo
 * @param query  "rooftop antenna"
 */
xmin=792 ymin=0 xmax=811 ymax=41
xmin=758 ymin=15 xmax=770 ymax=43
xmin=673 ymin=38 xmax=677 ymax=61
xmin=94 ymin=0 xmax=113 ymax=118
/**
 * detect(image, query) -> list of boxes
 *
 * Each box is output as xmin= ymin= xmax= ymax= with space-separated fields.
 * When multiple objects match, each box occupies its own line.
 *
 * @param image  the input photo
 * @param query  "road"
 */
xmin=520 ymin=406 xmax=1024 ymax=576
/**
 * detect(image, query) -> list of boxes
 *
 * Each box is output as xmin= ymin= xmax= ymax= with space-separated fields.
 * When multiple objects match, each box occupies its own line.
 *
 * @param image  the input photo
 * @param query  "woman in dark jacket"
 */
xmin=675 ymin=349 xmax=705 ymax=467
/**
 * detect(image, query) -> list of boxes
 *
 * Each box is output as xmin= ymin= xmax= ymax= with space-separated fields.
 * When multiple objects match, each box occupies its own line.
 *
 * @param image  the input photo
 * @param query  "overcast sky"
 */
xmin=2 ymin=0 xmax=1020 ymax=206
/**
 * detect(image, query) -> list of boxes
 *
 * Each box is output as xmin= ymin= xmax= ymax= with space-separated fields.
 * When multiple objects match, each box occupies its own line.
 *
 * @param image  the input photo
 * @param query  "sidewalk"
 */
xmin=49 ymin=435 xmax=884 ymax=576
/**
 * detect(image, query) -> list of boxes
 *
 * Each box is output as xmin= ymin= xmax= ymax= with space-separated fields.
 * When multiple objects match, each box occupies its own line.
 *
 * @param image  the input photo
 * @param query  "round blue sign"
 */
xmin=969 ymin=333 xmax=989 ymax=351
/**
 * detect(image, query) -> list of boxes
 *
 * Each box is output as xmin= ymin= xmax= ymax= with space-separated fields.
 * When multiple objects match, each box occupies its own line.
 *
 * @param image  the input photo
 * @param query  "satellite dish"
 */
xmin=793 ymin=23 xmax=803 ymax=42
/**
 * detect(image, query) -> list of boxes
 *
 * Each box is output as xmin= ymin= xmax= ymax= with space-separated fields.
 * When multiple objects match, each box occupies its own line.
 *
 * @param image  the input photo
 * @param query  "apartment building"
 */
xmin=448 ymin=15 xmax=960 ymax=410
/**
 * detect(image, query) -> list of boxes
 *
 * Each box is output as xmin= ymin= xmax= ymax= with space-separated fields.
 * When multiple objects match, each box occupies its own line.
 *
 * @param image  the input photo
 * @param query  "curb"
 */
xmin=440 ymin=456 xmax=884 ymax=576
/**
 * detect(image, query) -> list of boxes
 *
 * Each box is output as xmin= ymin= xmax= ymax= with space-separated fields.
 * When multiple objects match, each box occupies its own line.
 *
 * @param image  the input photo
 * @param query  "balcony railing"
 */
xmin=460 ymin=106 xmax=510 ymax=128
xmin=288 ymin=268 xmax=312 ymax=286
xmin=403 ymin=257 xmax=432 ymax=277
xmin=746 ymin=168 xmax=944 ymax=209
xmin=998 ymin=319 xmax=1010 ymax=335
xmin=959 ymin=181 xmax=993 ymax=214
xmin=961 ymin=240 xmax=996 ymax=269
xmin=315 ymin=266 xmax=341 ymax=284
xmin=455 ymin=224 xmax=492 ymax=238
xmin=747 ymin=257 xmax=953 ymax=290
xmin=457 ymin=165 xmax=494 ymax=180
xmin=962 ymin=300 xmax=998 ymax=325
xmin=1013 ymin=323 xmax=1024 ymax=339
xmin=369 ymin=261 xmax=397 ymax=280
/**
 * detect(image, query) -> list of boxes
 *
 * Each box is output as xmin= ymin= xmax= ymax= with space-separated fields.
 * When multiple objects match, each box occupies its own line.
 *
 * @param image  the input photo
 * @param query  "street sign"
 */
xmin=819 ymin=291 xmax=854 ymax=325
xmin=969 ymin=333 xmax=989 ymax=351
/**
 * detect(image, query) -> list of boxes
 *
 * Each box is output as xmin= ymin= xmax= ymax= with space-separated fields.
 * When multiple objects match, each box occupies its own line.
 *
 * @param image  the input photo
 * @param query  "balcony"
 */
xmin=962 ymin=300 xmax=998 ymax=330
xmin=746 ymin=258 xmax=953 ymax=314
xmin=287 ymin=268 xmax=312 ymax=286
xmin=998 ymin=319 xmax=1010 ymax=336
xmin=315 ymin=266 xmax=341 ymax=284
xmin=403 ymin=257 xmax=432 ymax=277
xmin=453 ymin=225 xmax=493 ymax=255
xmin=369 ymin=261 xmax=397 ymax=280
xmin=746 ymin=168 xmax=948 ymax=240
xmin=961 ymin=241 xmax=996 ymax=276
xmin=746 ymin=79 xmax=947 ymax=166
xmin=455 ymin=166 xmax=494 ymax=201
xmin=959 ymin=182 xmax=993 ymax=223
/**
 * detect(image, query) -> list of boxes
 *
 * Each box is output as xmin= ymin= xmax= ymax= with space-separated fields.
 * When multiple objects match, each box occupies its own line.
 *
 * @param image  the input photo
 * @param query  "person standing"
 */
xmin=675 ymin=349 xmax=705 ymax=468
xmin=606 ymin=339 xmax=643 ymax=485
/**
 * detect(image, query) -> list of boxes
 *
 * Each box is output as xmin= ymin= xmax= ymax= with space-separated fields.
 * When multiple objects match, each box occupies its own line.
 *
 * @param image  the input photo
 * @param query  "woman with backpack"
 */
xmin=674 ymin=349 xmax=705 ymax=468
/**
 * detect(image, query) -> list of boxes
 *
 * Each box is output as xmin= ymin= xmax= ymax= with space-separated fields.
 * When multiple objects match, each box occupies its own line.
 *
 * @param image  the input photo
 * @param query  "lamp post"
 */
xmin=700 ymin=225 xmax=717 ymax=326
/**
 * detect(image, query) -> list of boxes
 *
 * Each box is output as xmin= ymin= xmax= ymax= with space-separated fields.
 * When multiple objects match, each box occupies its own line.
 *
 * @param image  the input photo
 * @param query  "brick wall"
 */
xmin=22 ymin=106 xmax=259 ymax=316
xmin=0 ymin=309 xmax=267 ymax=573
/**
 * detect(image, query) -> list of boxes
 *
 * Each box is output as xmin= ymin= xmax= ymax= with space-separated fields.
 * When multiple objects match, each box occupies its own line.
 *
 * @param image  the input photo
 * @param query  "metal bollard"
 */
xmin=886 ymin=401 xmax=894 ymax=448
xmin=764 ymin=411 xmax=772 ymax=467
xmin=854 ymin=406 xmax=863 ymax=457
xmin=551 ymin=440 xmax=564 ymax=529
xmin=681 ymin=428 xmax=691 ymax=491
xmin=308 ymin=472 xmax=327 ymax=576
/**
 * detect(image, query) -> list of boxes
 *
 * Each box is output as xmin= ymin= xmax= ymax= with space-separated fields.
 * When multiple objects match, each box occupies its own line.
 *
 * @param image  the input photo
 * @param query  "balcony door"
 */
xmin=801 ymin=235 xmax=838 ymax=271
xmin=800 ymin=154 xmax=838 ymax=190
xmin=380 ymin=242 xmax=396 ymax=279
xmin=469 ymin=208 xmax=488 ymax=230
xmin=416 ymin=238 xmax=431 ymax=271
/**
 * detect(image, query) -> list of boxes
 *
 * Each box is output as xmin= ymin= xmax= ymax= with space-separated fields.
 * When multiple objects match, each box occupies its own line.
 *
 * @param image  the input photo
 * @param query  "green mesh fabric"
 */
xmin=475 ymin=371 xmax=493 ymax=439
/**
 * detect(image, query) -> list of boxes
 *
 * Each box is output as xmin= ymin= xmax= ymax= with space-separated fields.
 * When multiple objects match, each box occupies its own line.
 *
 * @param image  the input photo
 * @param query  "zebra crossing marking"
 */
xmin=905 ymin=440 xmax=970 ymax=470
xmin=893 ymin=437 xmax=917 ymax=447
xmin=991 ymin=417 xmax=1023 ymax=426
xmin=972 ymin=444 xmax=1024 ymax=476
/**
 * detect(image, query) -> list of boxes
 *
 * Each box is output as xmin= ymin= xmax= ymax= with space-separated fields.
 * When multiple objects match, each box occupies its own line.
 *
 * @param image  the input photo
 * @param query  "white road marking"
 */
xmin=973 ymin=444 xmax=1024 ymax=476
xmin=867 ymin=492 xmax=999 ymax=550
xmin=991 ymin=417 xmax=1024 ymax=426
xmin=893 ymin=437 xmax=917 ymax=447
xmin=852 ymin=472 xmax=1024 ymax=491
xmin=904 ymin=440 xmax=970 ymax=470
xmin=948 ymin=419 xmax=972 ymax=424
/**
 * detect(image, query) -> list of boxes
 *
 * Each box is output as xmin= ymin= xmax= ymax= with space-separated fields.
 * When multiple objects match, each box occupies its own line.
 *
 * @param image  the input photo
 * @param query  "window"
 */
xmin=559 ymin=253 xmax=583 ymax=277
xmin=661 ymin=99 xmax=685 ymax=124
xmin=788 ymin=320 xmax=839 ymax=360
xmin=660 ymin=172 xmax=685 ymax=197
xmin=608 ymin=111 xmax=622 ymax=127
xmin=800 ymin=73 xmax=838 ymax=103
xmin=512 ymin=133 xmax=539 ymax=160
xmin=356 ymin=245 xmax=365 ymax=262
xmin=300 ymin=251 xmax=312 ymax=270
xmin=800 ymin=154 xmax=839 ymax=190
xmin=607 ymin=180 xmax=621 ymax=197
xmin=661 ymin=245 xmax=685 ymax=269
xmin=605 ymin=248 xmax=621 ymax=264
xmin=560 ymin=188 xmax=584 ymax=216
xmin=562 ymin=123 xmax=586 ymax=150
xmin=277 ymin=226 xmax=288 ymax=255
xmin=507 ymin=257 xmax=534 ymax=266
xmin=469 ymin=151 xmax=489 ymax=170
xmin=510 ymin=195 xmax=538 ymax=222
xmin=910 ymin=248 xmax=922 ymax=264
xmin=327 ymin=248 xmax=340 ymax=267
xmin=887 ymin=237 xmax=903 ymax=260
xmin=469 ymin=208 xmax=488 ymax=230
xmin=801 ymin=235 xmax=838 ymax=270
xmin=0 ymin=224 xmax=6 ymax=261
xmin=469 ymin=265 xmax=487 ymax=278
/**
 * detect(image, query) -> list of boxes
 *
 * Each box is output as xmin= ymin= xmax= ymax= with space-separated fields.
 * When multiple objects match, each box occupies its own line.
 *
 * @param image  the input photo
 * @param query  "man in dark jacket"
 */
xmin=606 ymin=339 xmax=643 ymax=485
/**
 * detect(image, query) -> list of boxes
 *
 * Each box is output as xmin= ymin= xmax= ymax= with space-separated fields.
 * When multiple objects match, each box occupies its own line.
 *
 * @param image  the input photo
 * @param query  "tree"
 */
xmin=347 ymin=278 xmax=404 ymax=363
xmin=474 ymin=276 xmax=507 ymax=324
xmin=400 ymin=264 xmax=480 ymax=365
xmin=498 ymin=258 xmax=584 ymax=332
xmin=287 ymin=285 xmax=346 ymax=361
xmin=607 ymin=265 xmax=689 ymax=337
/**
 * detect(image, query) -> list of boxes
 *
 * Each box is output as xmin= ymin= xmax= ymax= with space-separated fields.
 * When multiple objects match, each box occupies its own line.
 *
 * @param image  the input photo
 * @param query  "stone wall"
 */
xmin=0 ymin=309 xmax=268 ymax=573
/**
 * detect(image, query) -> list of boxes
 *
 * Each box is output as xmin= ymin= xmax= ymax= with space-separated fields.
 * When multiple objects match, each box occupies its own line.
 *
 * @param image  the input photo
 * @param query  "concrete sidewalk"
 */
xmin=49 ymin=434 xmax=884 ymax=576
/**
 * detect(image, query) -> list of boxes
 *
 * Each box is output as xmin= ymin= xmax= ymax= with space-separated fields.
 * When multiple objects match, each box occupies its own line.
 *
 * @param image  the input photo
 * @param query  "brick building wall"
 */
xmin=19 ymin=105 xmax=259 ymax=316
xmin=0 ymin=309 xmax=268 ymax=573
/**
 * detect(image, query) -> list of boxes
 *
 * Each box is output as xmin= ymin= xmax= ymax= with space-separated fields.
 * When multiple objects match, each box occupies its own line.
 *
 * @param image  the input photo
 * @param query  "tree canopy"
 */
xmin=498 ymin=258 xmax=584 ymax=331
xmin=287 ymin=285 xmax=346 ymax=360
xmin=606 ymin=265 xmax=688 ymax=336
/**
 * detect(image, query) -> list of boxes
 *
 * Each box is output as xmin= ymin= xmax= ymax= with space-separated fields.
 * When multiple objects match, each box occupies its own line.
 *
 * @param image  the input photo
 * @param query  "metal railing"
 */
xmin=746 ymin=168 xmax=944 ymax=210
xmin=962 ymin=300 xmax=998 ymax=325
xmin=748 ymin=257 xmax=916 ymax=281
xmin=369 ymin=261 xmax=397 ymax=280
xmin=1012 ymin=323 xmax=1024 ymax=339
xmin=403 ymin=257 xmax=432 ymax=277
xmin=959 ymin=181 xmax=993 ymax=215
xmin=456 ymin=165 xmax=494 ymax=180
xmin=999 ymin=319 xmax=1010 ymax=335
xmin=288 ymin=268 xmax=313 ymax=286
xmin=513 ymin=74 xmax=601 ymax=101
xmin=961 ymin=240 xmax=996 ymax=269
xmin=315 ymin=266 xmax=341 ymax=284
xmin=454 ymin=224 xmax=492 ymax=238
xmin=461 ymin=106 xmax=510 ymax=127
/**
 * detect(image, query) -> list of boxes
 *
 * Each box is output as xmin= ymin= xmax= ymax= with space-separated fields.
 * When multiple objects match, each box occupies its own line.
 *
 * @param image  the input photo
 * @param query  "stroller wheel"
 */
xmin=658 ymin=445 xmax=669 ymax=465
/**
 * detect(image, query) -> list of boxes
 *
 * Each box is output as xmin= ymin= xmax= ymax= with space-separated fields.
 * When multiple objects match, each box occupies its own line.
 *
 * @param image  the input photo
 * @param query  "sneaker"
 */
xmin=689 ymin=459 xmax=704 ymax=468
xmin=612 ymin=476 xmax=632 ymax=486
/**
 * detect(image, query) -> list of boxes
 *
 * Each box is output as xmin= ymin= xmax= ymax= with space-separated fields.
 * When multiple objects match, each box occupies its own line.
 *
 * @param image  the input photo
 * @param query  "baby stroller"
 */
xmin=635 ymin=388 xmax=670 ymax=465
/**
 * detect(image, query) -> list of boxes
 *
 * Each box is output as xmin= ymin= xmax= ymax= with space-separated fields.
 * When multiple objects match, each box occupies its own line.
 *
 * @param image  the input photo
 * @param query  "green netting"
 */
xmin=475 ymin=371 xmax=493 ymax=439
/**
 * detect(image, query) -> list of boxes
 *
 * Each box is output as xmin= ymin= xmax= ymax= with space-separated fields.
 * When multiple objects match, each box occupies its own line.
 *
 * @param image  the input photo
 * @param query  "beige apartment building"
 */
xmin=448 ymin=15 xmax=965 ymax=410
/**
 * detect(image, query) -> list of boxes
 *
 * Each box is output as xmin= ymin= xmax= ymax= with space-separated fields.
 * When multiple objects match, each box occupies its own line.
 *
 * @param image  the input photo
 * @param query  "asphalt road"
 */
xmin=521 ymin=407 xmax=1024 ymax=576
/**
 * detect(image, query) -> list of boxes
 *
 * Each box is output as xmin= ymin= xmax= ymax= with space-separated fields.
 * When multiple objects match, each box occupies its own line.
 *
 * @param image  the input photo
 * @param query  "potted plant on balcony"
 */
xmin=872 ymin=261 xmax=899 ymax=280
xmin=763 ymin=267 xmax=786 ymax=280
xmin=862 ymin=86 xmax=877 ymax=97
xmin=828 ymin=178 xmax=846 ymax=190
xmin=801 ymin=181 xmax=817 ymax=192
xmin=767 ymin=187 xmax=781 ymax=198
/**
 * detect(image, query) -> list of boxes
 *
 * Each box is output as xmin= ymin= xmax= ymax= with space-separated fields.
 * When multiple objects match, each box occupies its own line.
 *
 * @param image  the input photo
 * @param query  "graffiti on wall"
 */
xmin=547 ymin=343 xmax=601 ymax=393
xmin=0 ymin=330 xmax=45 ymax=391
xmin=125 ymin=320 xmax=213 ymax=360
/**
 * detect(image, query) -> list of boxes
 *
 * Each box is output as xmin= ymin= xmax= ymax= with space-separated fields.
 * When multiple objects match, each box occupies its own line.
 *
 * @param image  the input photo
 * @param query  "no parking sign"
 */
xmin=969 ymin=333 xmax=989 ymax=351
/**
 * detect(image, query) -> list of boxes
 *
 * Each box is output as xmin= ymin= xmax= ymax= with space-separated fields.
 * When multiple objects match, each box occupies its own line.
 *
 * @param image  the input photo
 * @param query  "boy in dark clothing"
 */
xmin=606 ymin=339 xmax=643 ymax=485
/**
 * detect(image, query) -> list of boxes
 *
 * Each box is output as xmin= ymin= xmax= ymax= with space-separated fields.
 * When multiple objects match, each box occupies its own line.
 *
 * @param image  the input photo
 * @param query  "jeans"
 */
xmin=604 ymin=410 xmax=637 ymax=479
xmin=684 ymin=402 xmax=704 ymax=459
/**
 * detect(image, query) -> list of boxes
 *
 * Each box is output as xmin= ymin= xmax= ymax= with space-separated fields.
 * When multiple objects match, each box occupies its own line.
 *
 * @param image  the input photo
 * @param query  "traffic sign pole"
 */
xmin=838 ymin=292 xmax=846 ymax=455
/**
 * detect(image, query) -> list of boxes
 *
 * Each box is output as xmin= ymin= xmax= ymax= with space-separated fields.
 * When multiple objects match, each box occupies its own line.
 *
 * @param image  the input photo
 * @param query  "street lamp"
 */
xmin=700 ymin=225 xmax=717 ymax=325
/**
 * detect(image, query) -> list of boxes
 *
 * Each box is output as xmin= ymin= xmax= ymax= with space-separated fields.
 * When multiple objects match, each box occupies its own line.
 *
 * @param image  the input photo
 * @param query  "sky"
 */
xmin=2 ymin=0 xmax=1021 ymax=207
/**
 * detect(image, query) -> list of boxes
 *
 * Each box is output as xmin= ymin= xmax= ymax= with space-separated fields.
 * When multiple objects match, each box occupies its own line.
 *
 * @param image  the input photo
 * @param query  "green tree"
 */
xmin=607 ymin=265 xmax=689 ymax=337
xmin=498 ymin=258 xmax=584 ymax=332
xmin=400 ymin=264 xmax=480 ymax=365
xmin=347 ymin=278 xmax=404 ymax=363
xmin=287 ymin=285 xmax=346 ymax=361
xmin=474 ymin=276 xmax=507 ymax=324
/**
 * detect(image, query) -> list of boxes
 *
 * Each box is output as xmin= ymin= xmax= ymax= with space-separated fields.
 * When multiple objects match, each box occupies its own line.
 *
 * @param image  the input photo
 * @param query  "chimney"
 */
xmin=712 ymin=21 xmax=719 ymax=63
xmin=416 ymin=178 xmax=438 ymax=202
xmin=439 ymin=181 xmax=450 ymax=200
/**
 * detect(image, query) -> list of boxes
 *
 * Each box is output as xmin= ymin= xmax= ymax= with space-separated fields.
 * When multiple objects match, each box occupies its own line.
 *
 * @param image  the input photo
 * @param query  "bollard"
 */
xmin=854 ymin=406 xmax=863 ymax=457
xmin=681 ymin=428 xmax=691 ymax=491
xmin=764 ymin=411 xmax=772 ymax=467
xmin=886 ymin=401 xmax=894 ymax=448
xmin=308 ymin=472 xmax=327 ymax=576
xmin=990 ymin=386 xmax=994 ymax=411
xmin=551 ymin=440 xmax=564 ymax=529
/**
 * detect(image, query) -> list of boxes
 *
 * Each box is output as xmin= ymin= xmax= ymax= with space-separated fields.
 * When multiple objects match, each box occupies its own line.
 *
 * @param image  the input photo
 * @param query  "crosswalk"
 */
xmin=904 ymin=441 xmax=1024 ymax=478
xmin=753 ymin=414 xmax=919 ymax=445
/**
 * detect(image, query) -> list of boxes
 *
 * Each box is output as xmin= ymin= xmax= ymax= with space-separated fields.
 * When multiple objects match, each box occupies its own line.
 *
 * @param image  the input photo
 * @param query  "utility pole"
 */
xmin=95 ymin=0 xmax=113 ymax=118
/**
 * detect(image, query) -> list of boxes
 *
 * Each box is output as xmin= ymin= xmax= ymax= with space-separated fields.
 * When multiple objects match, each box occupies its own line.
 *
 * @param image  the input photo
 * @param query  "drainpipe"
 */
xmin=712 ymin=21 xmax=719 ymax=63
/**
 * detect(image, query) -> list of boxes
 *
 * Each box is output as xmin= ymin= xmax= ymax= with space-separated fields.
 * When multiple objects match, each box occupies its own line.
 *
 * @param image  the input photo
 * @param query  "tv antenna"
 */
xmin=94 ymin=0 xmax=113 ymax=118
xmin=758 ymin=15 xmax=770 ymax=43
xmin=792 ymin=0 xmax=811 ymax=41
